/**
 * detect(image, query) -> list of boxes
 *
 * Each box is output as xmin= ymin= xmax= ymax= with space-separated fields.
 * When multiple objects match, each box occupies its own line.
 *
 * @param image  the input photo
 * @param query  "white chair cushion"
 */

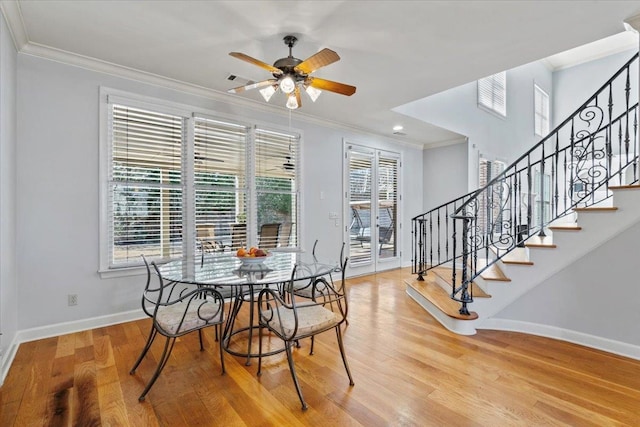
xmin=265 ymin=303 xmax=340 ymax=337
xmin=156 ymin=299 xmax=222 ymax=335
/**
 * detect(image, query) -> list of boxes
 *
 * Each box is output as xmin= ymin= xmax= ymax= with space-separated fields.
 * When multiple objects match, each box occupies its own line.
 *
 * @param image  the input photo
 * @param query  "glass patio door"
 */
xmin=345 ymin=143 xmax=400 ymax=275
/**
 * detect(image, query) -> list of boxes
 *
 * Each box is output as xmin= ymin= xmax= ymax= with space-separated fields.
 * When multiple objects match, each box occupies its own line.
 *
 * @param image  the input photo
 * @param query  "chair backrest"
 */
xmin=292 ymin=256 xmax=349 ymax=319
xmin=259 ymin=223 xmax=280 ymax=249
xmin=196 ymin=224 xmax=214 ymax=239
xmin=230 ymin=223 xmax=247 ymax=250
xmin=278 ymin=222 xmax=292 ymax=247
xmin=150 ymin=263 xmax=225 ymax=337
xmin=140 ymin=254 xmax=154 ymax=317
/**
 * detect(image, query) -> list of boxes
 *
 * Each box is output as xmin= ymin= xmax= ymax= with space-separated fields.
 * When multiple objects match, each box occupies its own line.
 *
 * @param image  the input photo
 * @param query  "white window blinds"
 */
xmin=478 ymin=71 xmax=507 ymax=117
xmin=477 ymin=157 xmax=506 ymax=235
xmin=255 ymin=128 xmax=300 ymax=248
xmin=103 ymin=93 xmax=304 ymax=271
xmin=109 ymin=104 xmax=185 ymax=266
xmin=194 ymin=117 xmax=248 ymax=252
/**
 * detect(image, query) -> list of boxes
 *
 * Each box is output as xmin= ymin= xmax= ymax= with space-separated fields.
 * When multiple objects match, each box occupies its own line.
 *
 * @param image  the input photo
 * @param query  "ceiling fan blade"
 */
xmin=227 ymin=79 xmax=278 ymax=94
xmin=295 ymin=86 xmax=302 ymax=108
xmin=308 ymin=77 xmax=356 ymax=96
xmin=229 ymin=52 xmax=283 ymax=75
xmin=294 ymin=48 xmax=340 ymax=75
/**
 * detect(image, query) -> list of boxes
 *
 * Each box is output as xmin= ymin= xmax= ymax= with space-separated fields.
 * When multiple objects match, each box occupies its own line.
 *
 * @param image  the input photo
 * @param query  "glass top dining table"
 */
xmin=158 ymin=250 xmax=339 ymax=364
xmin=158 ymin=251 xmax=338 ymax=287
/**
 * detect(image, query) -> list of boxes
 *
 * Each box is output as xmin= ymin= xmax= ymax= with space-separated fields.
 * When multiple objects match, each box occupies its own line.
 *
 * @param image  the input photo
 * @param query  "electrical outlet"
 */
xmin=68 ymin=294 xmax=78 ymax=306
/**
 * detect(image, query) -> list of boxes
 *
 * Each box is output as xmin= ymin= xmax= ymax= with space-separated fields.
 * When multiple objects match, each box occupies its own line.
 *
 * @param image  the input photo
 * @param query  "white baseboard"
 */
xmin=0 ymin=309 xmax=146 ymax=385
xmin=0 ymin=334 xmax=21 ymax=388
xmin=479 ymin=318 xmax=640 ymax=361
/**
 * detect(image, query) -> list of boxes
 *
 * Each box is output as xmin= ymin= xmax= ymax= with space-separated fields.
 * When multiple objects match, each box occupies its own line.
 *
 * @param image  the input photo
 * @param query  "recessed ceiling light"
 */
xmin=393 ymin=125 xmax=403 ymax=132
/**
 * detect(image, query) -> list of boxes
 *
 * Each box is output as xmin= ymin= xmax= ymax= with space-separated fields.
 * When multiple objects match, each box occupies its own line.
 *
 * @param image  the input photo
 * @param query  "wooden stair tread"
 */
xmin=430 ymin=266 xmax=491 ymax=298
xmin=574 ymin=206 xmax=618 ymax=212
xmin=548 ymin=225 xmax=582 ymax=231
xmin=609 ymin=185 xmax=640 ymax=190
xmin=525 ymin=243 xmax=557 ymax=248
xmin=501 ymin=259 xmax=534 ymax=266
xmin=406 ymin=277 xmax=478 ymax=320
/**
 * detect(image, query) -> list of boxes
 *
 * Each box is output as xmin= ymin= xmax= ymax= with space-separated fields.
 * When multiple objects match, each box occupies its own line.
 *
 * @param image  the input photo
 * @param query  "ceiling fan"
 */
xmin=228 ymin=35 xmax=356 ymax=109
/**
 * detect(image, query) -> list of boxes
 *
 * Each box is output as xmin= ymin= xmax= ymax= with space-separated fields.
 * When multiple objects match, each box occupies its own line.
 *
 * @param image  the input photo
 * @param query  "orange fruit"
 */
xmin=236 ymin=248 xmax=247 ymax=257
xmin=249 ymin=247 xmax=257 ymax=255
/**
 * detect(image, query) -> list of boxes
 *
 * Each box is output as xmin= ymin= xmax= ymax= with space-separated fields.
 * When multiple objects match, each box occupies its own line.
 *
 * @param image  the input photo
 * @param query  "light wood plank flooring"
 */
xmin=1 ymin=267 xmax=639 ymax=426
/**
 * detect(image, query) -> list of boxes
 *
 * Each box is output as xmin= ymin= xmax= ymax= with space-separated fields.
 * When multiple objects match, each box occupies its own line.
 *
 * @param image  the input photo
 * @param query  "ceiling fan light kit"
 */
xmin=228 ymin=35 xmax=356 ymax=110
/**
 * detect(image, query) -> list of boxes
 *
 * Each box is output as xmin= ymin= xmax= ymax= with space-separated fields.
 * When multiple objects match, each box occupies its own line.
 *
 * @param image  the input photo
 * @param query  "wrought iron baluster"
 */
xmin=458 ymin=216 xmax=471 ymax=316
xmin=445 ymin=205 xmax=449 ymax=260
xmin=608 ymin=83 xmax=613 ymax=183
xmin=451 ymin=218 xmax=457 ymax=292
xmin=592 ymin=133 xmax=597 ymax=204
xmin=563 ymin=148 xmax=568 ymax=210
xmin=437 ymin=210 xmax=441 ymax=265
xmin=539 ymin=143 xmax=546 ymax=237
xmin=429 ymin=212 xmax=433 ymax=268
xmin=553 ymin=135 xmax=559 ymax=218
xmin=635 ymin=108 xmax=638 ymax=182
xmin=527 ymin=155 xmax=532 ymax=233
xmin=625 ymin=67 xmax=631 ymax=163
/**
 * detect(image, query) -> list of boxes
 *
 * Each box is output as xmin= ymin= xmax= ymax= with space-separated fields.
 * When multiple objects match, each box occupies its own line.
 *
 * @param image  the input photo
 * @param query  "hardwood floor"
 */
xmin=2 ymin=267 xmax=639 ymax=426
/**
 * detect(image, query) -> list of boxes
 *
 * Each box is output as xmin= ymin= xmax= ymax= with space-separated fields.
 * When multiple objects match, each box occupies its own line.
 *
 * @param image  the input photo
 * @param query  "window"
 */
xmin=109 ymin=104 xmax=185 ymax=267
xmin=101 ymin=91 xmax=300 ymax=273
xmin=477 ymin=157 xmax=506 ymax=235
xmin=534 ymin=170 xmax=551 ymax=227
xmin=534 ymin=84 xmax=550 ymax=136
xmin=478 ymin=71 xmax=507 ymax=117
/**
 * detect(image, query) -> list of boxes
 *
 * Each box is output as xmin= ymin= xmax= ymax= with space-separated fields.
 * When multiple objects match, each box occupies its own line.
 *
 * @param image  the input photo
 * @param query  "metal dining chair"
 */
xmin=258 ymin=223 xmax=281 ymax=249
xmin=130 ymin=262 xmax=226 ymax=401
xmin=257 ymin=257 xmax=354 ymax=410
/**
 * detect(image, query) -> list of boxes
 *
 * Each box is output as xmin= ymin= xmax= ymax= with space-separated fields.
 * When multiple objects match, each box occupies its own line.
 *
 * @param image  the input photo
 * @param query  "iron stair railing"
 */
xmin=412 ymin=52 xmax=639 ymax=316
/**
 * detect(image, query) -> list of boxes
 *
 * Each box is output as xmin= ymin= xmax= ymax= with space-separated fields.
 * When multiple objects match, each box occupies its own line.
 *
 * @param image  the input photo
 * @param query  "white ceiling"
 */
xmin=2 ymin=0 xmax=639 ymax=146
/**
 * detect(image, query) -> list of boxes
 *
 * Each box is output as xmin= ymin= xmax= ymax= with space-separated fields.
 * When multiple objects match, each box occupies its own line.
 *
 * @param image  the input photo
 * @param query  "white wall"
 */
xmin=494 ymin=218 xmax=640 ymax=346
xmin=422 ymin=141 xmax=468 ymax=211
xmin=15 ymin=54 xmax=423 ymax=331
xmin=395 ymin=60 xmax=553 ymax=193
xmin=553 ymin=48 xmax=637 ymax=126
xmin=0 ymin=10 xmax=18 ymax=376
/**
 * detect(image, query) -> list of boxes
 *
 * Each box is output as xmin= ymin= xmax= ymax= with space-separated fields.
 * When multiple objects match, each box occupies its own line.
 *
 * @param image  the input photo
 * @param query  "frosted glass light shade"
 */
xmin=286 ymin=94 xmax=299 ymax=109
xmin=259 ymin=85 xmax=277 ymax=102
xmin=279 ymin=76 xmax=296 ymax=94
xmin=305 ymin=86 xmax=322 ymax=102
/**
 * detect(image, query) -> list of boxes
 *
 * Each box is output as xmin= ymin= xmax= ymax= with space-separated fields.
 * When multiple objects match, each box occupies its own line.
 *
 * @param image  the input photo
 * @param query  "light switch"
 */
xmin=329 ymin=212 xmax=338 ymax=219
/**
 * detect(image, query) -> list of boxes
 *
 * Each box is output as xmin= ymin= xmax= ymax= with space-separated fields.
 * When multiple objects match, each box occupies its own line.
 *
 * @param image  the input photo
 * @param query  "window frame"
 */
xmin=477 ymin=71 xmax=507 ymax=118
xmin=534 ymin=83 xmax=550 ymax=137
xmin=99 ymin=88 xmax=303 ymax=278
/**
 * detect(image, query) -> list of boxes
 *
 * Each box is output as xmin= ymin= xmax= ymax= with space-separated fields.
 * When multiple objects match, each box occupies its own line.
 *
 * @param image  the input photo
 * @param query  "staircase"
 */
xmin=408 ymin=52 xmax=640 ymax=338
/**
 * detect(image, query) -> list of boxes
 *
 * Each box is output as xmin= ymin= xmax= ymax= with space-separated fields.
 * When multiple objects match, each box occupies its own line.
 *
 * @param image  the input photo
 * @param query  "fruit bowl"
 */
xmin=236 ymin=254 xmax=271 ymax=264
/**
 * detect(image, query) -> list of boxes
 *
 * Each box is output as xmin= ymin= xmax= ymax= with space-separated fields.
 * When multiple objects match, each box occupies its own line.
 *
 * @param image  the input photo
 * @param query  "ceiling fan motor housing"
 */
xmin=273 ymin=57 xmax=305 ymax=81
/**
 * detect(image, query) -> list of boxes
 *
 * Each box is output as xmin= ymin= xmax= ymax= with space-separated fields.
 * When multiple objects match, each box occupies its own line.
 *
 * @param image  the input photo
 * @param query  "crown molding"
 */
xmin=423 ymin=136 xmax=468 ymax=150
xmin=624 ymin=11 xmax=640 ymax=33
xmin=0 ymin=0 xmax=28 ymax=51
xmin=542 ymin=31 xmax=638 ymax=72
xmin=20 ymin=42 xmax=426 ymax=149
xmin=11 ymin=42 xmax=427 ymax=151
